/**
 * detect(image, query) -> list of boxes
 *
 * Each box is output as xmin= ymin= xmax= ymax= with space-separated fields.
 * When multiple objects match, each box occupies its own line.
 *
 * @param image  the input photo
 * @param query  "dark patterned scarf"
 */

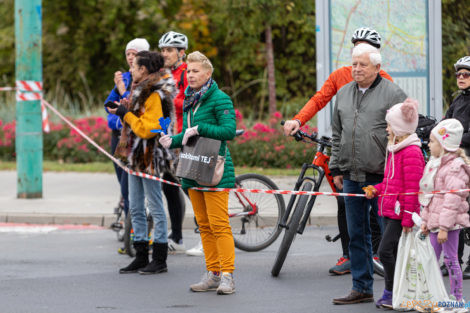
xmin=183 ymin=78 xmax=213 ymax=112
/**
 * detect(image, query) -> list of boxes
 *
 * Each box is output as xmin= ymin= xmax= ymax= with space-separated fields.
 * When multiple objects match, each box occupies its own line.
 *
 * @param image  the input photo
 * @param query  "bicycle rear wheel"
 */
xmin=229 ymin=173 xmax=285 ymax=252
xmin=271 ymin=182 xmax=313 ymax=277
xmin=123 ymin=212 xmax=154 ymax=257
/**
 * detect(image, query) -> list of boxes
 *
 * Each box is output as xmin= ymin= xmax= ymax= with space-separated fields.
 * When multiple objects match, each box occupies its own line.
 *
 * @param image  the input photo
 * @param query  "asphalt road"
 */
xmin=1 ymin=225 xmax=468 ymax=313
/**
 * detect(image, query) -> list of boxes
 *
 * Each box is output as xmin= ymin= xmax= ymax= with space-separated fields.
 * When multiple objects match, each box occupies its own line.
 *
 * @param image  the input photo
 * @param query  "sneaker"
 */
xmin=186 ymin=241 xmax=204 ymax=257
xmin=190 ymin=271 xmax=221 ymax=292
xmin=168 ymin=238 xmax=186 ymax=254
xmin=375 ymin=289 xmax=392 ymax=309
xmin=329 ymin=256 xmax=350 ymax=275
xmin=117 ymin=246 xmax=127 ymax=255
xmin=217 ymin=272 xmax=235 ymax=295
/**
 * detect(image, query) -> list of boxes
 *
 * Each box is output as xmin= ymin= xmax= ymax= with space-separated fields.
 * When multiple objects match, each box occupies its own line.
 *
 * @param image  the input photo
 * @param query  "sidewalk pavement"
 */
xmin=0 ymin=170 xmax=338 ymax=227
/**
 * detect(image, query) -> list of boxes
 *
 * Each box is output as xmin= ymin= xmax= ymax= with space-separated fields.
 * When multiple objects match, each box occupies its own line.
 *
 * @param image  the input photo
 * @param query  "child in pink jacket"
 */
xmin=420 ymin=118 xmax=470 ymax=304
xmin=363 ymin=98 xmax=425 ymax=309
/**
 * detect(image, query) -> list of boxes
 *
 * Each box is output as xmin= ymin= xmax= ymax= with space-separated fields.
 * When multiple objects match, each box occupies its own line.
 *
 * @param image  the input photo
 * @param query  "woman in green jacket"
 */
xmin=159 ymin=51 xmax=237 ymax=295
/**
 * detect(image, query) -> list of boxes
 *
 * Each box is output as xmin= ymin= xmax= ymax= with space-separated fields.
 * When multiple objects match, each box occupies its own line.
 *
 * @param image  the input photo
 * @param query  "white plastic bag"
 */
xmin=393 ymin=230 xmax=449 ymax=312
xmin=393 ymin=230 xmax=416 ymax=311
xmin=414 ymin=231 xmax=449 ymax=305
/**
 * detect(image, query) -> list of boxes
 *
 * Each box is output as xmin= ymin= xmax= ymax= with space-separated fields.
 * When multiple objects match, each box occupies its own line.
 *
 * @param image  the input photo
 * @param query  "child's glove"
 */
xmin=362 ymin=185 xmax=377 ymax=199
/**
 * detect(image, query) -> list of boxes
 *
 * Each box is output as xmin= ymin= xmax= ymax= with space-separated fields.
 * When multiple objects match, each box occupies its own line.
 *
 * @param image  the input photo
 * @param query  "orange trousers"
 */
xmin=188 ymin=190 xmax=235 ymax=273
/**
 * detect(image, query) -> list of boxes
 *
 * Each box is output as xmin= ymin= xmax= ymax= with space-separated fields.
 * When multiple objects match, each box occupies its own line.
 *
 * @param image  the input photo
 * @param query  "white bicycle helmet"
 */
xmin=159 ymin=31 xmax=188 ymax=50
xmin=454 ymin=56 xmax=470 ymax=71
xmin=351 ymin=27 xmax=381 ymax=49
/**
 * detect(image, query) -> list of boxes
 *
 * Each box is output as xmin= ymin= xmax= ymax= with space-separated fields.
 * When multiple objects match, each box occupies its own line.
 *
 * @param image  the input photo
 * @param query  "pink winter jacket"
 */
xmin=374 ymin=145 xmax=425 ymax=227
xmin=421 ymin=153 xmax=470 ymax=231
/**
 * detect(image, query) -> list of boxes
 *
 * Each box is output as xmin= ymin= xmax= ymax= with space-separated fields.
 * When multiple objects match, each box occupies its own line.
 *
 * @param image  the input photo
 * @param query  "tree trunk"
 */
xmin=265 ymin=24 xmax=276 ymax=124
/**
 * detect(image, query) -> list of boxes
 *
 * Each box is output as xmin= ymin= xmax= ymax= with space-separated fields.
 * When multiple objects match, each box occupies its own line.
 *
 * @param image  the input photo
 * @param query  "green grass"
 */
xmin=0 ymin=160 xmax=299 ymax=176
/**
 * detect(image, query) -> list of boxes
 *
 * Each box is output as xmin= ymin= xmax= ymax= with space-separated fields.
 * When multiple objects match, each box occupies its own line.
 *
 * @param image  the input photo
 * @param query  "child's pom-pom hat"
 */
xmin=385 ymin=98 xmax=419 ymax=137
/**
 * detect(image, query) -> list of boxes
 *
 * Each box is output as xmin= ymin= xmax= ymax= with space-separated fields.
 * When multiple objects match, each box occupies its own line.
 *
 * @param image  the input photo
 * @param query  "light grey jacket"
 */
xmin=329 ymin=75 xmax=407 ymax=182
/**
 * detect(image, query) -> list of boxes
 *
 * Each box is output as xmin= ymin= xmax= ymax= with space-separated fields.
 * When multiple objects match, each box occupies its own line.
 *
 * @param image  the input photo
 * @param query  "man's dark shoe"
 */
xmin=329 ymin=256 xmax=351 ymax=275
xmin=333 ymin=290 xmax=374 ymax=305
xmin=463 ymin=264 xmax=470 ymax=280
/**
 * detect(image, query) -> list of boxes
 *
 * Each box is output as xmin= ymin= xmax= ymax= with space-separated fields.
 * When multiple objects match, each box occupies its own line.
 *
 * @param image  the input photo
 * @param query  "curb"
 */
xmin=0 ymin=214 xmax=337 ymax=228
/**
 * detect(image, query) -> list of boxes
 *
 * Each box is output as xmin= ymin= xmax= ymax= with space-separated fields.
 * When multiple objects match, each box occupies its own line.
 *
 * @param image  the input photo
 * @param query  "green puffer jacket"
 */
xmin=170 ymin=81 xmax=236 ymax=190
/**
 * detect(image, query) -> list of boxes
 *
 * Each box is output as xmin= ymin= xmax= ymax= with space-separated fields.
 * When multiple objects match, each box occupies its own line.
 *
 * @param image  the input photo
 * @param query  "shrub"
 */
xmin=229 ymin=110 xmax=318 ymax=168
xmin=0 ymin=116 xmax=111 ymax=163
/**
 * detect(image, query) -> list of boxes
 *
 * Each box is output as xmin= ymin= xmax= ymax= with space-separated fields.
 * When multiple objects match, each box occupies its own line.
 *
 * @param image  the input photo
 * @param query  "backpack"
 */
xmin=415 ymin=114 xmax=436 ymax=143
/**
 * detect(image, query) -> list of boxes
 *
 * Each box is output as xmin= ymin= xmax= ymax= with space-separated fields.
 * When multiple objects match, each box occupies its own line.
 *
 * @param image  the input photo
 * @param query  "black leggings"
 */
xmin=378 ymin=217 xmax=403 ymax=291
xmin=337 ymin=194 xmax=382 ymax=257
xmin=162 ymin=172 xmax=185 ymax=243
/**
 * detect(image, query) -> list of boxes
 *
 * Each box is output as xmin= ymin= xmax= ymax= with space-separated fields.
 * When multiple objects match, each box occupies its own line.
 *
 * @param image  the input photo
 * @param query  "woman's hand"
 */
xmin=402 ymin=226 xmax=412 ymax=233
xmin=438 ymin=229 xmax=448 ymax=244
xmin=108 ymin=105 xmax=128 ymax=120
xmin=420 ymin=224 xmax=429 ymax=235
xmin=182 ymin=126 xmax=199 ymax=145
xmin=159 ymin=135 xmax=172 ymax=149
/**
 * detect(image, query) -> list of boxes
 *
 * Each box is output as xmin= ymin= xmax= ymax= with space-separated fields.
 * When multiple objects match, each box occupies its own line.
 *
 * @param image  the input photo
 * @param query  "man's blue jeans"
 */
xmin=128 ymin=174 xmax=167 ymax=243
xmin=343 ymin=179 xmax=383 ymax=294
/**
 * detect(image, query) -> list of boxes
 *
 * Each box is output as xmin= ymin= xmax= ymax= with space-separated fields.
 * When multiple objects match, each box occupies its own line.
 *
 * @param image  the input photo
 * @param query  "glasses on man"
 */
xmin=455 ymin=71 xmax=470 ymax=79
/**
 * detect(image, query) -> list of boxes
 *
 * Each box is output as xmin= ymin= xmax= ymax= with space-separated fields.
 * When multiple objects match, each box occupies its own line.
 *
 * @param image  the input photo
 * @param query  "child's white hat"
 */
xmin=431 ymin=118 xmax=464 ymax=152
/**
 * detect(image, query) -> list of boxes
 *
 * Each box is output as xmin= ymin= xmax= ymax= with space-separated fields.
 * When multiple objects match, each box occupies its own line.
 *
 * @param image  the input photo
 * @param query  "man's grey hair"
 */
xmin=352 ymin=43 xmax=382 ymax=66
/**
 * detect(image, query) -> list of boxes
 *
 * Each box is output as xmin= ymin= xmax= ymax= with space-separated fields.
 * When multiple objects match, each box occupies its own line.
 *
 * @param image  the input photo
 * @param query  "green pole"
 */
xmin=15 ymin=0 xmax=43 ymax=199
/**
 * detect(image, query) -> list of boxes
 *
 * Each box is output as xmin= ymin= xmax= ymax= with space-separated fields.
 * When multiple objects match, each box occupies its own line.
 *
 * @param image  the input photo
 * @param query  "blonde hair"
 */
xmin=457 ymin=148 xmax=470 ymax=165
xmin=187 ymin=51 xmax=213 ymax=73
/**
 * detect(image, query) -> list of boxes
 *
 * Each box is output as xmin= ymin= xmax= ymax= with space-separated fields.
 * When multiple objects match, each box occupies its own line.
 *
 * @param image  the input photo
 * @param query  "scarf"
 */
xmin=183 ymin=78 xmax=213 ymax=112
xmin=419 ymin=155 xmax=442 ymax=207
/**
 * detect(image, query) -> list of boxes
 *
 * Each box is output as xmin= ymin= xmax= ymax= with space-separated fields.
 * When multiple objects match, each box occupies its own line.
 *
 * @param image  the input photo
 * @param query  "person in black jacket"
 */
xmin=446 ymin=56 xmax=470 ymax=279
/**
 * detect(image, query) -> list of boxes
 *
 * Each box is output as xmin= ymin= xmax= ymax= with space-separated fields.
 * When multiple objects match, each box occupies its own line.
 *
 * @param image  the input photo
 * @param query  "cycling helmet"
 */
xmin=454 ymin=56 xmax=470 ymax=71
xmin=351 ymin=27 xmax=381 ymax=49
xmin=158 ymin=31 xmax=188 ymax=50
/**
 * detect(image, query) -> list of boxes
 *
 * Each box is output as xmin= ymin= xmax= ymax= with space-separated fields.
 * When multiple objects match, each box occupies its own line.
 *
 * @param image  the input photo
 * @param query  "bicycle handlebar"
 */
xmin=281 ymin=120 xmax=332 ymax=148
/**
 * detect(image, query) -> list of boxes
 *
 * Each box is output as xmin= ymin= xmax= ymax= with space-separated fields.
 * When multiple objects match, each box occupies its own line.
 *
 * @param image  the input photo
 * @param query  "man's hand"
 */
xmin=333 ymin=175 xmax=343 ymax=190
xmin=438 ymin=229 xmax=448 ymax=244
xmin=114 ymin=71 xmax=126 ymax=96
xmin=283 ymin=120 xmax=301 ymax=136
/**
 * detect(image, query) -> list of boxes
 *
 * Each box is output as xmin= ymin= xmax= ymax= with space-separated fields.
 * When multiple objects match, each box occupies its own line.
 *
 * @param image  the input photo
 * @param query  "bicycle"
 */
xmin=271 ymin=122 xmax=383 ymax=277
xmin=110 ymin=197 xmax=125 ymax=242
xmin=121 ymin=172 xmax=285 ymax=256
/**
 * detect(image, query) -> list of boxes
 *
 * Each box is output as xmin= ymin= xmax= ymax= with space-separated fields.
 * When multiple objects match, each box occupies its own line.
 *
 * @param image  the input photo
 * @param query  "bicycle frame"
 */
xmin=279 ymin=135 xmax=337 ymax=235
xmin=229 ymin=189 xmax=257 ymax=218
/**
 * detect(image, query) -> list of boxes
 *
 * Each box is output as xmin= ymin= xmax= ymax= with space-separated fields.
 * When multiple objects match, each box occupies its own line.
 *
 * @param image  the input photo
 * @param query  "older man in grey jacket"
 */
xmin=330 ymin=43 xmax=407 ymax=305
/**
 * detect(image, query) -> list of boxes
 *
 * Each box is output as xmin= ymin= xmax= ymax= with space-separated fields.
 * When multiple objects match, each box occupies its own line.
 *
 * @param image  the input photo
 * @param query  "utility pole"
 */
xmin=15 ymin=0 xmax=43 ymax=198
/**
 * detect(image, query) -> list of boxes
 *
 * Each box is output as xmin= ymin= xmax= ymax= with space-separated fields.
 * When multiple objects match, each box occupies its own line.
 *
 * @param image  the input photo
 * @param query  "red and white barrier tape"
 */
xmin=41 ymin=98 xmax=470 ymax=198
xmin=16 ymin=80 xmax=42 ymax=92
xmin=1 ymin=82 xmax=50 ymax=133
xmin=0 ymin=87 xmax=16 ymax=91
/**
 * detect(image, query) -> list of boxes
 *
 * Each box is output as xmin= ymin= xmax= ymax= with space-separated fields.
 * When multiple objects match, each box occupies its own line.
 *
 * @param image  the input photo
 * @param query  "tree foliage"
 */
xmin=0 ymin=0 xmax=468 ymax=118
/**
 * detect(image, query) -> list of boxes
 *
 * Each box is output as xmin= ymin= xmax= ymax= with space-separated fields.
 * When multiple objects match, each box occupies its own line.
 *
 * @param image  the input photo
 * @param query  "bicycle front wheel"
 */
xmin=229 ymin=173 xmax=285 ymax=252
xmin=271 ymin=182 xmax=313 ymax=277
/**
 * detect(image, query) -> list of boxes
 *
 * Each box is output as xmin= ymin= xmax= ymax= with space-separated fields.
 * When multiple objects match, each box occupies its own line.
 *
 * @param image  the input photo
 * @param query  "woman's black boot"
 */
xmin=119 ymin=241 xmax=149 ymax=273
xmin=139 ymin=242 xmax=168 ymax=275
